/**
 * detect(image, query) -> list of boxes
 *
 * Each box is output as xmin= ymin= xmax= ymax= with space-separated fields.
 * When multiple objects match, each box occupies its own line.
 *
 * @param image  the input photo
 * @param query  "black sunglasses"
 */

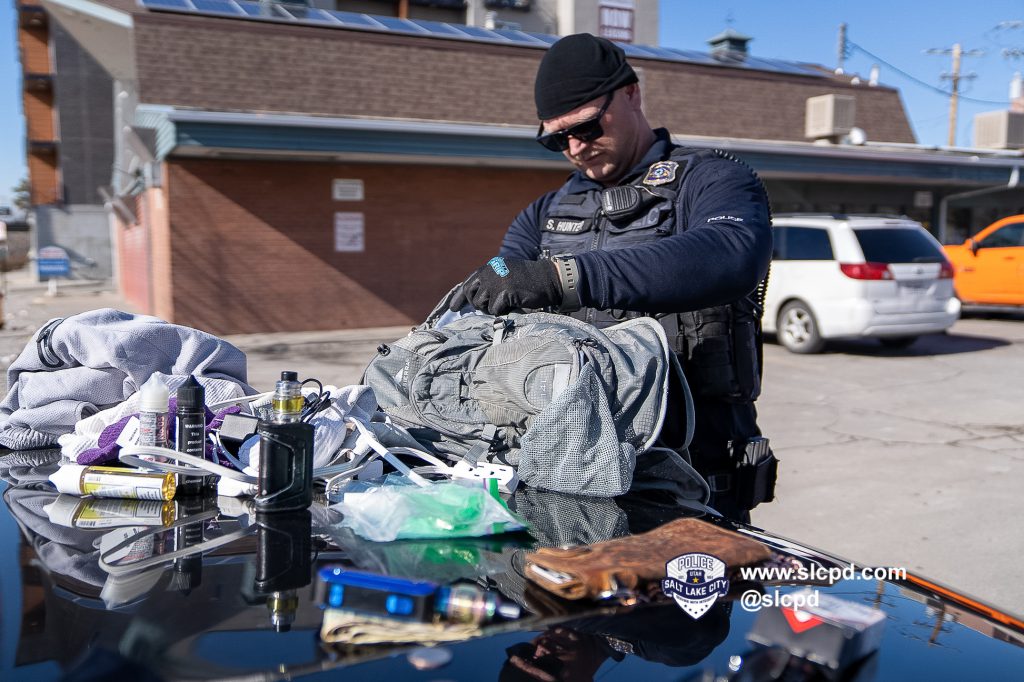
xmin=536 ymin=94 xmax=614 ymax=152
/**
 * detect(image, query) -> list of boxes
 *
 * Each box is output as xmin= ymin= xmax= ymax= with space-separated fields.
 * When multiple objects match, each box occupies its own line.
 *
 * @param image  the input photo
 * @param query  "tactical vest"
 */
xmin=539 ymin=147 xmax=770 ymax=404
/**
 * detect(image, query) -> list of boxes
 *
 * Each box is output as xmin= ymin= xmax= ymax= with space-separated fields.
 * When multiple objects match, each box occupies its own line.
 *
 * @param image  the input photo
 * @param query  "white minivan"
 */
xmin=763 ymin=215 xmax=961 ymax=353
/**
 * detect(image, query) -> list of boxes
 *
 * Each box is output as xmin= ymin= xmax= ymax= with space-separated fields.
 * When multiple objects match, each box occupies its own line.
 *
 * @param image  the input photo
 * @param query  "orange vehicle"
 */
xmin=944 ymin=215 xmax=1024 ymax=306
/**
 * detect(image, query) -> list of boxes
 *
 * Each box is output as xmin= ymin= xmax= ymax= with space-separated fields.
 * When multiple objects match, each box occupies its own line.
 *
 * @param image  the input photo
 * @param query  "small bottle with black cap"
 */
xmin=255 ymin=371 xmax=314 ymax=513
xmin=175 ymin=375 xmax=208 ymax=496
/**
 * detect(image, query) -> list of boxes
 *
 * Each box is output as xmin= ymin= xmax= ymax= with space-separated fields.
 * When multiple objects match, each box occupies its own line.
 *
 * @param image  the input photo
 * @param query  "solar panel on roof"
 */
xmin=326 ymin=10 xmax=383 ymax=29
xmin=458 ymin=25 xmax=508 ymax=41
xmin=630 ymin=45 xmax=666 ymax=58
xmin=137 ymin=0 xmax=838 ymax=81
xmin=619 ymin=43 xmax=652 ymax=58
xmin=638 ymin=45 xmax=689 ymax=60
xmin=525 ymin=32 xmax=558 ymax=45
xmin=492 ymin=28 xmax=547 ymax=45
xmin=408 ymin=19 xmax=465 ymax=36
xmin=659 ymin=47 xmax=718 ymax=64
xmin=191 ymin=0 xmax=242 ymax=15
xmin=741 ymin=56 xmax=820 ymax=76
xmin=143 ymin=0 xmax=193 ymax=10
xmin=277 ymin=5 xmax=332 ymax=23
xmin=235 ymin=0 xmax=271 ymax=18
xmin=782 ymin=61 xmax=824 ymax=76
xmin=372 ymin=16 xmax=427 ymax=33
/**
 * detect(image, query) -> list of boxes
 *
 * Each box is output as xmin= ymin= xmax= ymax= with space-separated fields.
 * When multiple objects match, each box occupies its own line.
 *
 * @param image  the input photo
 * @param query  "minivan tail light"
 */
xmin=939 ymin=260 xmax=954 ymax=279
xmin=839 ymin=262 xmax=893 ymax=280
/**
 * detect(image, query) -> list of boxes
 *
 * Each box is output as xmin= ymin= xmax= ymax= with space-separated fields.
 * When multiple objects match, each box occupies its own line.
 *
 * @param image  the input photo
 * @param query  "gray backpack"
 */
xmin=363 ymin=294 xmax=695 ymax=497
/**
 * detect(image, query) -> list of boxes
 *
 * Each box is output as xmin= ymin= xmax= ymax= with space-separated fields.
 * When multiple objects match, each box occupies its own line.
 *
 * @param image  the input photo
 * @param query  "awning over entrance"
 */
xmin=135 ymin=106 xmax=1023 ymax=187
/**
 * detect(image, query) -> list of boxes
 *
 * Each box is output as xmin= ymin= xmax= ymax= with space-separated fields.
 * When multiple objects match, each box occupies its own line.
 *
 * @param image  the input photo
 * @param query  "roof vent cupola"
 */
xmin=707 ymin=28 xmax=752 ymax=61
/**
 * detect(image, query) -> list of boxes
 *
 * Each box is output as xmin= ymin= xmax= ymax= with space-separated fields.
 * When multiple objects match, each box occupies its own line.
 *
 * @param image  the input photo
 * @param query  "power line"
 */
xmin=847 ymin=41 xmax=1007 ymax=106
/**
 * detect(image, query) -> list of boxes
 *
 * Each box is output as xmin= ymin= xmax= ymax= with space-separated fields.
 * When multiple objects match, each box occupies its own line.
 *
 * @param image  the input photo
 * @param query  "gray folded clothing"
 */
xmin=0 ymin=308 xmax=254 ymax=450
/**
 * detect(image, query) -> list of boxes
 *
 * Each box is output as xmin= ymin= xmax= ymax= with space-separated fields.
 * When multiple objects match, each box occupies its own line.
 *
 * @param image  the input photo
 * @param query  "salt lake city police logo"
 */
xmin=661 ymin=552 xmax=730 ymax=619
xmin=642 ymin=160 xmax=679 ymax=186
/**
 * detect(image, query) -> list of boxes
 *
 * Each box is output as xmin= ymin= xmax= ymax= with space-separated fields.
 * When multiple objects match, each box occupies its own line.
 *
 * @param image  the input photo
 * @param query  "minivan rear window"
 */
xmin=853 ymin=228 xmax=944 ymax=263
xmin=774 ymin=226 xmax=834 ymax=260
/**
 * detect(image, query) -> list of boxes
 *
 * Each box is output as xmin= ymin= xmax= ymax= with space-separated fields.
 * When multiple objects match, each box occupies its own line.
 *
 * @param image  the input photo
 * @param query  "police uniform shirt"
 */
xmin=499 ymin=128 xmax=772 ymax=316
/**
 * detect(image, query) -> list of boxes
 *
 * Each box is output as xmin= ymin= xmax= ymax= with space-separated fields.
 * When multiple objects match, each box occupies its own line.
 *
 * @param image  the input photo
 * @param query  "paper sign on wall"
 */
xmin=334 ymin=212 xmax=365 ymax=252
xmin=333 ymin=179 xmax=364 ymax=201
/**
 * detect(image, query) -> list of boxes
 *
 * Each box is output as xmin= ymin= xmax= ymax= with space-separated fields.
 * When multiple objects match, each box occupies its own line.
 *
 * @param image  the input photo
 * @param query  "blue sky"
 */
xmin=2 ymin=1 xmax=1024 ymax=207
xmin=658 ymin=1 xmax=1024 ymax=146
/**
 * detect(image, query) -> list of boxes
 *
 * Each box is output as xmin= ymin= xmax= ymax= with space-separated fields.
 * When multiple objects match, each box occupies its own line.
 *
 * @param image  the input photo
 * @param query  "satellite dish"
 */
xmin=845 ymin=127 xmax=868 ymax=145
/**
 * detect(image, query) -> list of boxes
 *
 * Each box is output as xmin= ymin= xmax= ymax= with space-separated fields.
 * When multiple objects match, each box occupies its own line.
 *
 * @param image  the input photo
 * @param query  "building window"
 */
xmin=484 ymin=0 xmax=531 ymax=9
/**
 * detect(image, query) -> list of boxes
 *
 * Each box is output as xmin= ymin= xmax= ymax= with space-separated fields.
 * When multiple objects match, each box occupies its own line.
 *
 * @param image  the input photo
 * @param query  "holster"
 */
xmin=524 ymin=518 xmax=770 ymax=601
xmin=733 ymin=437 xmax=778 ymax=510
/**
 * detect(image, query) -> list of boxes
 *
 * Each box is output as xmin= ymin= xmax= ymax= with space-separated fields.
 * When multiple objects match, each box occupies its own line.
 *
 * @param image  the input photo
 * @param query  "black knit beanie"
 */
xmin=534 ymin=33 xmax=638 ymax=120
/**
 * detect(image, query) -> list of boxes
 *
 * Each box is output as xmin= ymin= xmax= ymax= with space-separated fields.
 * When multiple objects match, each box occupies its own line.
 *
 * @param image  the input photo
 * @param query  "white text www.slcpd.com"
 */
xmin=738 ymin=563 xmax=907 ymax=584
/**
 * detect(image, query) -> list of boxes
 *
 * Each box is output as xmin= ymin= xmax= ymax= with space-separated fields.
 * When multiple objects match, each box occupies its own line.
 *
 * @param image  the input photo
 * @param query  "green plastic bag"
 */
xmin=333 ymin=480 xmax=528 ymax=542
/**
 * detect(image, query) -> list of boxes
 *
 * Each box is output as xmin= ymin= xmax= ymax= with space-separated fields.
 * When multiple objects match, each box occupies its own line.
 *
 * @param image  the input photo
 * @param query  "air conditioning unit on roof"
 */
xmin=974 ymin=110 xmax=1024 ymax=149
xmin=805 ymin=94 xmax=856 ymax=141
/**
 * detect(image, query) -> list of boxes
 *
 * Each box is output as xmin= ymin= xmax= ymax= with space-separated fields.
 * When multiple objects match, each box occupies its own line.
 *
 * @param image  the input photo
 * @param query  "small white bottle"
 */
xmin=49 ymin=464 xmax=177 ymax=500
xmin=138 ymin=374 xmax=170 ymax=452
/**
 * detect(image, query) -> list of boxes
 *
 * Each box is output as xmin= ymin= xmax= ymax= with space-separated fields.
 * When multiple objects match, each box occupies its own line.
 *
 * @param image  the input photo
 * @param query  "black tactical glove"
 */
xmin=449 ymin=257 xmax=562 ymax=315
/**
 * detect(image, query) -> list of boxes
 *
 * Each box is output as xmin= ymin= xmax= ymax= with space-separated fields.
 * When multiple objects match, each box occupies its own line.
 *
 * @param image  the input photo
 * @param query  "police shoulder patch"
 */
xmin=643 ymin=161 xmax=679 ymax=186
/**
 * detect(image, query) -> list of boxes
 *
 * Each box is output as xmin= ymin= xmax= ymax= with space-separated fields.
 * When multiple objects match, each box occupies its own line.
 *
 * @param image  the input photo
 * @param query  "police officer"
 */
xmin=451 ymin=33 xmax=775 ymax=520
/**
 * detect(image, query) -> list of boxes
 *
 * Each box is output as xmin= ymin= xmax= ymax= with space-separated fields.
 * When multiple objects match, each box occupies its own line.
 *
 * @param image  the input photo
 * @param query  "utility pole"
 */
xmin=947 ymin=43 xmax=964 ymax=147
xmin=836 ymin=23 xmax=847 ymax=74
xmin=926 ymin=43 xmax=983 ymax=147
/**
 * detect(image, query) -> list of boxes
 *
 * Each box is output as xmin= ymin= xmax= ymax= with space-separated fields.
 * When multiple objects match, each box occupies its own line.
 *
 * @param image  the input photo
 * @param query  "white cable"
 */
xmin=331 ymin=404 xmax=433 ymax=488
xmin=206 ymin=391 xmax=273 ymax=412
xmin=119 ymin=445 xmax=258 ymax=484
xmin=205 ymin=391 xmax=272 ymax=411
xmin=350 ymin=423 xmax=430 ymax=487
xmin=315 ymin=448 xmax=375 ymax=479
xmin=210 ymin=432 xmax=248 ymax=473
xmin=323 ymin=457 xmax=381 ymax=493
xmin=389 ymin=447 xmax=452 ymax=471
xmin=116 ymin=403 xmax=456 ymax=493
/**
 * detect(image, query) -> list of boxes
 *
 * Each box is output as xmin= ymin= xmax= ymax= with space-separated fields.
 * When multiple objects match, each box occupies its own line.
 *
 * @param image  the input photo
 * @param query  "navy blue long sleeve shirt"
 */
xmin=499 ymin=130 xmax=772 ymax=314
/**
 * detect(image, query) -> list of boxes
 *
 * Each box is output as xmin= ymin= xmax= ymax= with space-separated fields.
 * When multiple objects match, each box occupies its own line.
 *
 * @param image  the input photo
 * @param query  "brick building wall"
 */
xmin=22 ymin=90 xmax=54 ymax=141
xmin=133 ymin=12 xmax=916 ymax=143
xmin=148 ymin=183 xmax=174 ymax=321
xmin=117 ymin=219 xmax=150 ymax=311
xmin=27 ymin=152 xmax=59 ymax=205
xmin=18 ymin=25 xmax=50 ymax=74
xmin=161 ymin=158 xmax=566 ymax=334
xmin=640 ymin=66 xmax=915 ymax=145
xmin=133 ymin=15 xmax=541 ymax=127
xmin=19 ymin=19 xmax=60 ymax=206
xmin=118 ymin=185 xmax=171 ymax=315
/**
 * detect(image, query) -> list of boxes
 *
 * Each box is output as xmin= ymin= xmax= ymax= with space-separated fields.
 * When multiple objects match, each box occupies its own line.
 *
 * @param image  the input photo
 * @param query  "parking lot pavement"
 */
xmin=223 ymin=327 xmax=411 ymax=391
xmin=3 ymin=269 xmax=1021 ymax=613
xmin=755 ymin=315 xmax=1024 ymax=613
xmin=0 ymin=270 xmax=130 ymax=365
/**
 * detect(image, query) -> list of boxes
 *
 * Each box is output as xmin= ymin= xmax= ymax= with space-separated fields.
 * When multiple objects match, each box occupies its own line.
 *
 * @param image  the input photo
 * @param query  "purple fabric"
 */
xmin=76 ymin=402 xmax=243 ymax=468
xmin=77 ymin=414 xmax=135 ymax=465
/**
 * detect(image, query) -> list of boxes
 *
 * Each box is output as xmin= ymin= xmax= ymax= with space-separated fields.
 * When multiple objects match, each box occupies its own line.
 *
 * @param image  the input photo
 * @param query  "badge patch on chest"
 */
xmin=544 ymin=218 xmax=588 ymax=234
xmin=643 ymin=161 xmax=679 ymax=186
